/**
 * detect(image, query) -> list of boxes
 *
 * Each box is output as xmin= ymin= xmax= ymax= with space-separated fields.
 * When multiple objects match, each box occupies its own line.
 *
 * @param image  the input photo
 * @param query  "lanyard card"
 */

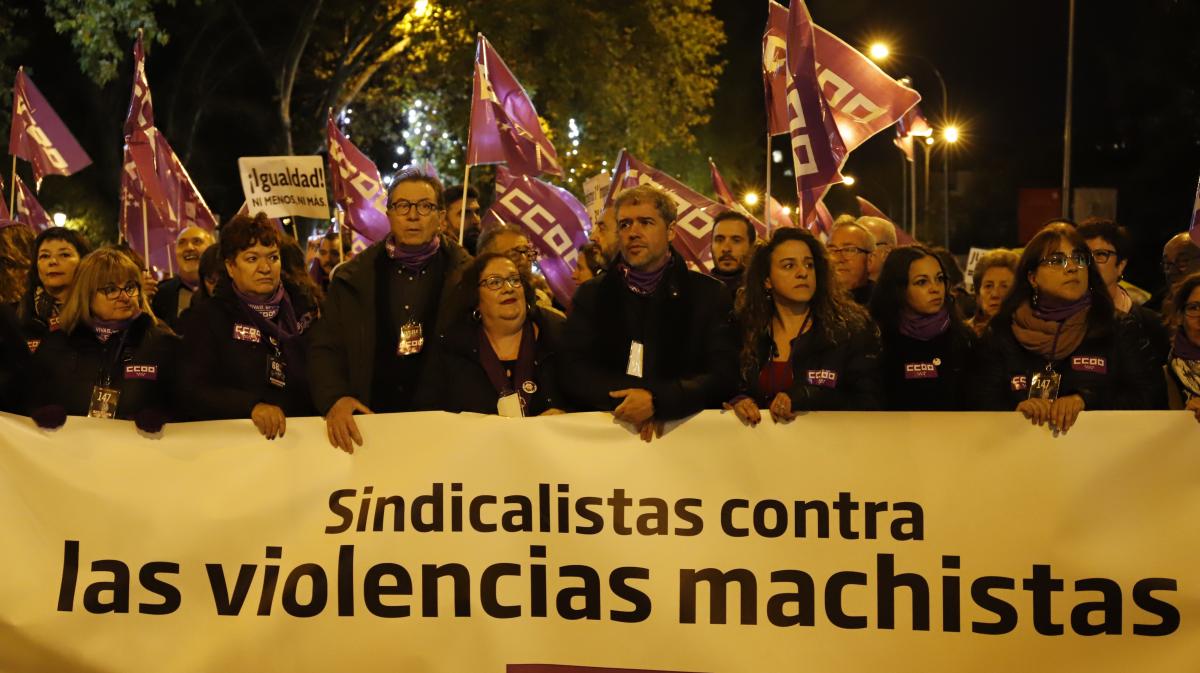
xmin=1028 ymin=369 xmax=1061 ymax=402
xmin=398 ymin=321 xmax=424 ymax=356
xmin=626 ymin=340 xmax=645 ymax=378
xmin=88 ymin=386 xmax=120 ymax=419
xmin=497 ymin=393 xmax=525 ymax=418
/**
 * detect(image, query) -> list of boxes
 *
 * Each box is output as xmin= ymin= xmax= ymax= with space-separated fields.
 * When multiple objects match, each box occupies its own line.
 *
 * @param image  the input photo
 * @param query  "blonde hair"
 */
xmin=59 ymin=247 xmax=157 ymax=333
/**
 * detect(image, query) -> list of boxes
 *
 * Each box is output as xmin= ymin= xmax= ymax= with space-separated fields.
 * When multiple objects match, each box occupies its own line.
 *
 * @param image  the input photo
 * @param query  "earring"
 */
xmin=472 ymin=308 xmax=482 ymax=321
xmin=1031 ymin=286 xmax=1039 ymax=307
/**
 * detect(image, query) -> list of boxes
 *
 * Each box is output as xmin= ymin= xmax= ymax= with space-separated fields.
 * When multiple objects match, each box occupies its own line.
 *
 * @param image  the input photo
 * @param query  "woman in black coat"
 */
xmin=28 ymin=247 xmax=179 ymax=431
xmin=727 ymin=227 xmax=881 ymax=426
xmin=869 ymin=245 xmax=975 ymax=410
xmin=18 ymin=226 xmax=92 ymax=352
xmin=416 ymin=252 xmax=566 ymax=416
xmin=180 ymin=214 xmax=318 ymax=438
xmin=972 ymin=224 xmax=1161 ymax=432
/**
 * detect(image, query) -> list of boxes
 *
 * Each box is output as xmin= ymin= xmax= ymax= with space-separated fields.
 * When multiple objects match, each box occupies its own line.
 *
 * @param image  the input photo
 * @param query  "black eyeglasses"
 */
xmin=479 ymin=275 xmax=523 ymax=291
xmin=827 ymin=246 xmax=870 ymax=258
xmin=1163 ymin=256 xmax=1199 ymax=272
xmin=505 ymin=246 xmax=540 ymax=262
xmin=1184 ymin=302 xmax=1200 ymax=318
xmin=97 ymin=282 xmax=140 ymax=301
xmin=387 ymin=200 xmax=439 ymax=216
xmin=1089 ymin=249 xmax=1118 ymax=264
xmin=1039 ymin=252 xmax=1090 ymax=269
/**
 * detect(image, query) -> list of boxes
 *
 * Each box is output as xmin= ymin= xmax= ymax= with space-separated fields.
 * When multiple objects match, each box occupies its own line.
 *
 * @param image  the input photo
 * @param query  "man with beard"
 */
xmin=709 ymin=210 xmax=756 ymax=300
xmin=151 ymin=225 xmax=214 ymax=333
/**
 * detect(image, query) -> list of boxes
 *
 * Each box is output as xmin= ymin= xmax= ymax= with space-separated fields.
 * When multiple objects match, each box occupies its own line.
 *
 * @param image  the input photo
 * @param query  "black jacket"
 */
xmin=415 ymin=309 xmax=566 ymax=415
xmin=560 ymin=252 xmax=739 ymax=420
xmin=971 ymin=315 xmax=1162 ymax=411
xmin=878 ymin=326 xmax=974 ymax=411
xmin=0 ymin=304 xmax=31 ymax=413
xmin=180 ymin=282 xmax=318 ymax=420
xmin=307 ymin=235 xmax=472 ymax=414
xmin=28 ymin=313 xmax=180 ymax=419
xmin=741 ymin=316 xmax=883 ymax=411
xmin=150 ymin=276 xmax=198 ymax=334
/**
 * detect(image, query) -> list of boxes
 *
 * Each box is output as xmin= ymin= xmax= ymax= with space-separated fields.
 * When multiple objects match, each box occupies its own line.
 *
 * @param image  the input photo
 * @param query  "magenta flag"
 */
xmin=813 ymin=26 xmax=921 ymax=153
xmin=121 ymin=33 xmax=171 ymax=219
xmin=763 ymin=0 xmax=789 ymax=137
xmin=124 ymin=35 xmax=154 ymax=137
xmin=894 ymin=102 xmax=932 ymax=162
xmin=0 ymin=175 xmax=11 ymax=220
xmin=482 ymin=166 xmax=589 ymax=307
xmin=857 ymin=195 xmax=915 ymax=244
xmin=707 ymin=158 xmax=770 ymax=238
xmin=326 ymin=113 xmax=391 ymax=245
xmin=784 ymin=0 xmax=846 ymax=201
xmin=467 ymin=34 xmax=561 ymax=177
xmin=1190 ymin=175 xmax=1200 ymax=248
xmin=811 ymin=198 xmax=834 ymax=237
xmin=9 ymin=68 xmax=92 ymax=184
xmin=13 ymin=175 xmax=52 ymax=232
xmin=605 ymin=150 xmax=726 ymax=271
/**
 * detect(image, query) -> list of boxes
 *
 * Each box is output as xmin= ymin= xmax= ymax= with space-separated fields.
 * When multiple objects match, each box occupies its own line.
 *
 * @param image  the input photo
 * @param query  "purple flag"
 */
xmin=13 ymin=175 xmax=52 ymax=232
xmin=763 ymin=0 xmax=789 ymax=137
xmin=785 ymin=0 xmax=846 ymax=201
xmin=326 ymin=113 xmax=391 ymax=246
xmin=124 ymin=34 xmax=154 ymax=137
xmin=1191 ymin=175 xmax=1200 ymax=248
xmin=708 ymin=158 xmax=770 ymax=238
xmin=0 ymin=175 xmax=11 ymax=220
xmin=482 ymin=166 xmax=589 ymax=307
xmin=605 ymin=150 xmax=726 ymax=272
xmin=9 ymin=68 xmax=92 ymax=184
xmin=467 ymin=34 xmax=561 ymax=177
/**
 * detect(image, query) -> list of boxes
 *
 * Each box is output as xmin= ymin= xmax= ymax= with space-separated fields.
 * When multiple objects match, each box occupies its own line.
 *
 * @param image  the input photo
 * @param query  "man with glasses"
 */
xmin=1148 ymin=232 xmax=1200 ymax=312
xmin=309 ymin=167 xmax=473 ymax=453
xmin=476 ymin=223 xmax=563 ymax=316
xmin=827 ymin=221 xmax=877 ymax=305
xmin=560 ymin=185 xmax=738 ymax=441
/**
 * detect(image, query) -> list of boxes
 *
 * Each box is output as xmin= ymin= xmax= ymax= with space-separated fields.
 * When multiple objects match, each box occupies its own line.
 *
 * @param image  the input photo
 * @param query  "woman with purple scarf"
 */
xmin=1166 ymin=273 xmax=1200 ymax=421
xmin=180 ymin=214 xmax=317 ymax=439
xmin=972 ymin=224 xmax=1162 ymax=432
xmin=870 ymin=246 xmax=976 ymax=410
xmin=28 ymin=247 xmax=179 ymax=432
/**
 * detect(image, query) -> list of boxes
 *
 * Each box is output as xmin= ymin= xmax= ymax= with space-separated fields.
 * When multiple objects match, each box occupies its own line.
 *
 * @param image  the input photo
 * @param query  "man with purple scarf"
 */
xmin=308 ymin=167 xmax=472 ymax=453
xmin=560 ymin=185 xmax=738 ymax=441
xmin=180 ymin=214 xmax=318 ymax=439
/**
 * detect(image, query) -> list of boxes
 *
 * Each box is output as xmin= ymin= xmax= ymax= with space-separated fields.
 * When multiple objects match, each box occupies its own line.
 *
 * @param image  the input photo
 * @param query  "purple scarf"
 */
xmin=899 ymin=307 xmax=951 ymax=341
xmin=386 ymin=234 xmax=441 ymax=273
xmin=1034 ymin=292 xmax=1092 ymax=322
xmin=618 ymin=257 xmax=672 ymax=296
xmin=89 ymin=310 xmax=141 ymax=343
xmin=233 ymin=283 xmax=300 ymax=339
xmin=479 ymin=322 xmax=538 ymax=413
xmin=234 ymin=283 xmax=285 ymax=321
xmin=1173 ymin=329 xmax=1200 ymax=362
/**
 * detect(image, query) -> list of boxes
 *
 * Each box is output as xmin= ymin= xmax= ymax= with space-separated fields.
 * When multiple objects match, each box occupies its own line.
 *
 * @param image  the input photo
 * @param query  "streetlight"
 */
xmin=53 ymin=212 xmax=67 ymax=227
xmin=868 ymin=42 xmax=890 ymax=61
xmin=743 ymin=192 xmax=759 ymax=207
xmin=944 ymin=126 xmax=960 ymax=144
xmin=842 ymin=175 xmax=856 ymax=187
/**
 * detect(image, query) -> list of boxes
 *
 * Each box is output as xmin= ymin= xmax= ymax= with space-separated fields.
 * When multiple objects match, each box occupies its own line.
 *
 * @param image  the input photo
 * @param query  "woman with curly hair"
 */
xmin=726 ymin=227 xmax=881 ymax=426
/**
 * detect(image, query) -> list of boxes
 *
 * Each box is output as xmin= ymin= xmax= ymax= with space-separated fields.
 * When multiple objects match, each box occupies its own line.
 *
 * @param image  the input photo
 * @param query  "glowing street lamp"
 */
xmin=53 ymin=212 xmax=67 ymax=227
xmin=842 ymin=175 xmax=856 ymax=187
xmin=944 ymin=126 xmax=960 ymax=143
xmin=413 ymin=0 xmax=431 ymax=17
xmin=743 ymin=192 xmax=760 ymax=207
xmin=868 ymin=42 xmax=890 ymax=62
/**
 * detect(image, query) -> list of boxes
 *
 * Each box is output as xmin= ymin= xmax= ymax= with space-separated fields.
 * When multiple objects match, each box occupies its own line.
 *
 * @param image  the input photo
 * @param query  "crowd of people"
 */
xmin=0 ymin=166 xmax=1197 ymax=447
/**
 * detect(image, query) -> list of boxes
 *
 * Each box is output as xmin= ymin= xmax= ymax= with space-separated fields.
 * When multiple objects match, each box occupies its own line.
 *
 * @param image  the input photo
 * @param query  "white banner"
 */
xmin=238 ymin=155 xmax=330 ymax=219
xmin=0 ymin=410 xmax=1197 ymax=672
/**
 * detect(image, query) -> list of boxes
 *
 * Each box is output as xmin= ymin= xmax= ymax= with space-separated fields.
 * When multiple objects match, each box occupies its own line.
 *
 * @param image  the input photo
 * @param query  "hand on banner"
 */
xmin=141 ymin=271 xmax=159 ymax=303
xmin=637 ymin=418 xmax=665 ymax=442
xmin=723 ymin=397 xmax=762 ymax=427
xmin=768 ymin=392 xmax=796 ymax=423
xmin=251 ymin=403 xmax=287 ymax=440
xmin=1016 ymin=398 xmax=1052 ymax=427
xmin=1049 ymin=394 xmax=1085 ymax=435
xmin=1187 ymin=397 xmax=1200 ymax=422
xmin=326 ymin=396 xmax=372 ymax=453
xmin=610 ymin=388 xmax=654 ymax=425
xmin=539 ymin=408 xmax=567 ymax=416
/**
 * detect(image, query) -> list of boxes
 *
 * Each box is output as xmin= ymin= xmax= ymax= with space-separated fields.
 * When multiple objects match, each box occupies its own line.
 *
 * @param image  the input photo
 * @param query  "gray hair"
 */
xmin=829 ymin=221 xmax=876 ymax=251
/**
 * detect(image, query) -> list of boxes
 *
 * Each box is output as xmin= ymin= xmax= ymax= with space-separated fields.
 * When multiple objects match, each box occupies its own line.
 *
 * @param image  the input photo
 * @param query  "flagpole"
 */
xmin=910 ymin=156 xmax=918 ymax=239
xmin=141 ymin=197 xmax=151 ymax=271
xmin=900 ymin=152 xmax=908 ymax=234
xmin=333 ymin=211 xmax=344 ymax=265
xmin=764 ymin=134 xmax=773 ymax=236
xmin=8 ymin=156 xmax=15 ymax=217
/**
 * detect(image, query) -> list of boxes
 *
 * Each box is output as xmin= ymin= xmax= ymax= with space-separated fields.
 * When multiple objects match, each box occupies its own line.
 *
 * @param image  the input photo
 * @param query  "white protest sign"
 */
xmin=238 ymin=156 xmax=330 ymax=219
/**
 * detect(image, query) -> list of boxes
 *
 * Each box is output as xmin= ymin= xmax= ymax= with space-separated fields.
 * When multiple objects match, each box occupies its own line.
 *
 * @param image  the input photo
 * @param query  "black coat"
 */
xmin=741 ymin=316 xmax=883 ymax=411
xmin=179 ymin=282 xmax=318 ymax=420
xmin=560 ymin=252 xmax=739 ymax=420
xmin=28 ymin=313 xmax=180 ymax=419
xmin=878 ymin=326 xmax=974 ymax=411
xmin=307 ymin=235 xmax=472 ymax=414
xmin=0 ymin=304 xmax=31 ymax=413
xmin=971 ymin=315 xmax=1162 ymax=411
xmin=150 ymin=277 xmax=199 ymax=334
xmin=415 ymin=310 xmax=566 ymax=415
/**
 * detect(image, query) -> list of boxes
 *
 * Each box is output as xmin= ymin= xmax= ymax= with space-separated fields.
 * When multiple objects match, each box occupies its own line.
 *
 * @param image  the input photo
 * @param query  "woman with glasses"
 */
xmin=726 ymin=228 xmax=881 ymax=426
xmin=869 ymin=246 xmax=976 ymax=410
xmin=27 ymin=247 xmax=178 ymax=431
xmin=972 ymin=224 xmax=1161 ymax=432
xmin=1165 ymin=273 xmax=1200 ymax=421
xmin=18 ymin=226 xmax=92 ymax=352
xmin=415 ymin=252 xmax=566 ymax=416
xmin=181 ymin=214 xmax=319 ymax=439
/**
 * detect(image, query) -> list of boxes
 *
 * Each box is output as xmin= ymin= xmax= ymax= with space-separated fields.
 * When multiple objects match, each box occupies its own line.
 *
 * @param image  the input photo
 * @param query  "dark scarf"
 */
xmin=88 ymin=311 xmax=141 ymax=343
xmin=1033 ymin=292 xmax=1092 ymax=322
xmin=711 ymin=266 xmax=744 ymax=291
xmin=1173 ymin=329 xmax=1200 ymax=361
xmin=33 ymin=286 xmax=62 ymax=331
xmin=1012 ymin=299 xmax=1090 ymax=361
xmin=617 ymin=256 xmax=672 ymax=296
xmin=899 ymin=307 xmax=950 ymax=341
xmin=478 ymin=321 xmax=537 ymax=414
xmin=386 ymin=234 xmax=441 ymax=273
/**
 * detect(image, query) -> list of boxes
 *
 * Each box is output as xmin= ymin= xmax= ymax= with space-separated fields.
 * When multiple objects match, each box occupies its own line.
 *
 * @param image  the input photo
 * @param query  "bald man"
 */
xmin=1149 ymin=232 xmax=1200 ymax=311
xmin=857 ymin=216 xmax=897 ymax=282
xmin=152 ymin=225 xmax=215 ymax=332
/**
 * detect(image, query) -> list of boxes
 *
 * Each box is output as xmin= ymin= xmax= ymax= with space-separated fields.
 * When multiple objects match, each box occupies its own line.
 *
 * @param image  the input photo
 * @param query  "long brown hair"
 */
xmin=735 ymin=227 xmax=868 ymax=381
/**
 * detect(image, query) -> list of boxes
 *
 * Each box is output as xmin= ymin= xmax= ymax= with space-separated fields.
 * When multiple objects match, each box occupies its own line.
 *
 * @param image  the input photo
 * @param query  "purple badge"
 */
xmin=1010 ymin=375 xmax=1029 ymax=392
xmin=805 ymin=369 xmax=839 ymax=388
xmin=1071 ymin=355 xmax=1107 ymax=374
xmin=233 ymin=323 xmax=262 ymax=343
xmin=904 ymin=361 xmax=939 ymax=379
xmin=124 ymin=364 xmax=158 ymax=380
